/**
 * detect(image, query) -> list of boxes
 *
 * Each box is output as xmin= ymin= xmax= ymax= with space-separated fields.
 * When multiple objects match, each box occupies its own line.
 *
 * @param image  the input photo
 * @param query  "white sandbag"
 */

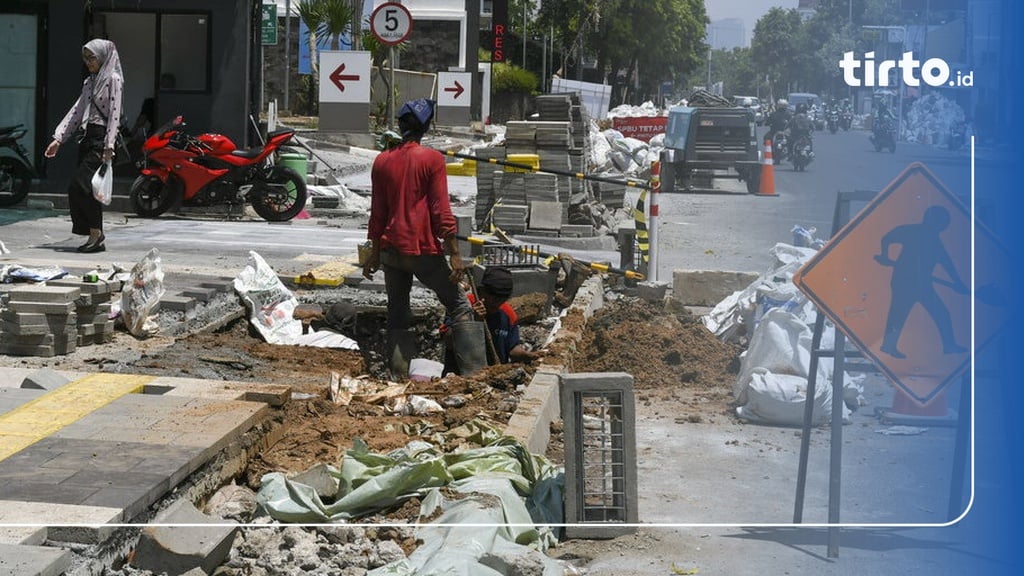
xmin=735 ymin=370 xmax=837 ymax=426
xmin=732 ymin=308 xmax=813 ymax=404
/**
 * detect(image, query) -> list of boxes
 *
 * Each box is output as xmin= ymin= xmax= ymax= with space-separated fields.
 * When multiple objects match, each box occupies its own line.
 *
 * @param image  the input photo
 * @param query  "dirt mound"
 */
xmin=568 ymin=297 xmax=742 ymax=419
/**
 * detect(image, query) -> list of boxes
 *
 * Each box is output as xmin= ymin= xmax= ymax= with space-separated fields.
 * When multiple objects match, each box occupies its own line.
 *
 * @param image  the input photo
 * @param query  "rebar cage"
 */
xmin=560 ymin=373 xmax=638 ymax=539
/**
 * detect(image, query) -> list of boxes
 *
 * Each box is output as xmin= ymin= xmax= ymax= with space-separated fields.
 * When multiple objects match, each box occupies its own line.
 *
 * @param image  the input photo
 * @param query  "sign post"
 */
xmin=261 ymin=3 xmax=277 ymax=46
xmin=318 ymin=51 xmax=372 ymax=132
xmin=371 ymin=2 xmax=413 ymax=128
xmin=791 ymin=163 xmax=1009 ymax=556
xmin=794 ymin=163 xmax=1006 ymax=408
xmin=436 ymin=71 xmax=472 ymax=126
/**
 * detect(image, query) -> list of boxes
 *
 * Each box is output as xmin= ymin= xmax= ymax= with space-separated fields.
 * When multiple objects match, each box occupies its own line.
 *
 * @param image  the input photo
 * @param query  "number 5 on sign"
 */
xmin=371 ymin=2 xmax=413 ymax=46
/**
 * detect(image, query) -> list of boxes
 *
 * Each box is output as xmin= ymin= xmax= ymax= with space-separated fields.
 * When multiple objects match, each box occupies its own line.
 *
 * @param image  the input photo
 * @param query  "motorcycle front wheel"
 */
xmin=0 ymin=156 xmax=32 ymax=207
xmin=250 ymin=166 xmax=308 ymax=222
xmin=130 ymin=174 xmax=178 ymax=217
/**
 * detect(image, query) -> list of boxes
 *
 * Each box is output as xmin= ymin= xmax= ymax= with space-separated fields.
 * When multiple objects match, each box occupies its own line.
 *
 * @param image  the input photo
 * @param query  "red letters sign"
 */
xmin=612 ymin=117 xmax=669 ymax=142
xmin=492 ymin=0 xmax=507 ymax=62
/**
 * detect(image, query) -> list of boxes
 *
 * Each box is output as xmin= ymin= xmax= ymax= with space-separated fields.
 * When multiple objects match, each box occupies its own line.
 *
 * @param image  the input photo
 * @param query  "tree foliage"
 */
xmin=536 ymin=0 xmax=706 ymax=105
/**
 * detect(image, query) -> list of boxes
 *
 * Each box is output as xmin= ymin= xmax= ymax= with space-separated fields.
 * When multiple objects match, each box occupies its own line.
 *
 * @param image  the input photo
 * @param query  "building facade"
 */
xmin=0 ymin=0 xmax=261 ymax=185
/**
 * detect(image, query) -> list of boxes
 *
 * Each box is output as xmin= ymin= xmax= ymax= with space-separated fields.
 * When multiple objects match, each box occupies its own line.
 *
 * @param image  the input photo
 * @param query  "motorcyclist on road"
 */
xmin=875 ymin=102 xmax=895 ymax=126
xmin=766 ymin=98 xmax=791 ymax=148
xmin=789 ymin=102 xmax=814 ymax=155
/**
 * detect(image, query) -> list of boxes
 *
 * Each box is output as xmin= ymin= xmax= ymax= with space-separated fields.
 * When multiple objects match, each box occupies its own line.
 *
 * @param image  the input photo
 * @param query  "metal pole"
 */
xmin=827 ymin=330 xmax=848 ymax=558
xmin=898 ymin=26 xmax=905 ymax=142
xmin=542 ymin=31 xmax=547 ymax=92
xmin=389 ymin=46 xmax=396 ymax=129
xmin=707 ymin=43 xmax=711 ymax=87
xmin=522 ymin=0 xmax=527 ymax=68
xmin=648 ymin=159 xmax=661 ymax=281
xmin=285 ymin=0 xmax=291 ymax=111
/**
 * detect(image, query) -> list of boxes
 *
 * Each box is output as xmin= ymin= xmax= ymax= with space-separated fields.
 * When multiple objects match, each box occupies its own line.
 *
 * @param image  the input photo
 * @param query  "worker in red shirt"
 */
xmin=362 ymin=98 xmax=486 ymax=379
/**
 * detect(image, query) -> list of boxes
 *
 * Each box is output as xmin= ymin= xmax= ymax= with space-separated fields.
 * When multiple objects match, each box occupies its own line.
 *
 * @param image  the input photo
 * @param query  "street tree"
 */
xmin=751 ymin=7 xmax=803 ymax=98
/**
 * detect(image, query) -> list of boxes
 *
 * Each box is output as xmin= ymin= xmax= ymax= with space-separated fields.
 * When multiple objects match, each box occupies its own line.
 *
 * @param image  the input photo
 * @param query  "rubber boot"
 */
xmin=449 ymin=321 xmax=488 ymax=377
xmin=387 ymin=329 xmax=416 ymax=380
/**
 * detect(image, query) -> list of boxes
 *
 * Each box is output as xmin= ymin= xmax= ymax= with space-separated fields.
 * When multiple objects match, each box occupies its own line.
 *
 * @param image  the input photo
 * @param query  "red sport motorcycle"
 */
xmin=129 ymin=116 xmax=308 ymax=221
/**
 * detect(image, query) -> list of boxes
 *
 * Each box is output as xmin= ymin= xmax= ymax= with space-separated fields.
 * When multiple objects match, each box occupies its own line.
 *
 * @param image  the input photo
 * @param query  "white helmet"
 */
xmin=742 ymin=97 xmax=753 ymax=107
xmin=777 ymin=98 xmax=788 ymax=107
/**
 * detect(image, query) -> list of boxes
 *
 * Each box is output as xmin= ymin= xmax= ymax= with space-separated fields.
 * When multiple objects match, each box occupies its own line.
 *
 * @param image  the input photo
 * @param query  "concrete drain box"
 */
xmin=560 ymin=372 xmax=638 ymax=538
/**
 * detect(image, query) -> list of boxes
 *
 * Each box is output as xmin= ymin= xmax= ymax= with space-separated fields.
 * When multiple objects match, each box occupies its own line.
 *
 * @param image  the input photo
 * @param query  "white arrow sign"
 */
xmin=437 ymin=72 xmax=472 ymax=108
xmin=318 ymin=51 xmax=371 ymax=104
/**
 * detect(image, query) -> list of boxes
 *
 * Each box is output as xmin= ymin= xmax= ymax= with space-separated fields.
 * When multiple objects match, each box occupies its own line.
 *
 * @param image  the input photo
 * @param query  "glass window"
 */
xmin=159 ymin=14 xmax=208 ymax=92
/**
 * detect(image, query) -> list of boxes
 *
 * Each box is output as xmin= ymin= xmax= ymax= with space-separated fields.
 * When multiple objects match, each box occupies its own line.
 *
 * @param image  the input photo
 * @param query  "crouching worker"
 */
xmin=442 ymin=267 xmax=542 ymax=374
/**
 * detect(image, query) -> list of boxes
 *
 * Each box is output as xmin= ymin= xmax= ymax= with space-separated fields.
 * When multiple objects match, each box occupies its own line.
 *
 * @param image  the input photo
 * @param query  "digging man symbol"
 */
xmin=874 ymin=205 xmax=968 ymax=359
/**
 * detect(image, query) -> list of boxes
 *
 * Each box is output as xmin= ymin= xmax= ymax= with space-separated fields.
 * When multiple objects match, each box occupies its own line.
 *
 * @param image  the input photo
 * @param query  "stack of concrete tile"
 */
xmin=594 ymin=174 xmax=628 ymax=209
xmin=493 ymin=171 xmax=528 ymax=206
xmin=48 ymin=278 xmax=117 ymax=347
xmin=536 ymin=93 xmax=596 ymax=214
xmin=492 ymin=204 xmax=529 ymax=233
xmin=504 ymin=121 xmax=537 ymax=155
xmin=474 ymin=147 xmax=506 ymax=230
xmin=0 ymin=286 xmax=80 ymax=357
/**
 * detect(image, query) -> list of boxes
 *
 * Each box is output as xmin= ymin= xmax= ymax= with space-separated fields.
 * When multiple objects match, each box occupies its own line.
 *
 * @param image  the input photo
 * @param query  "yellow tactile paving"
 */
xmin=293 ymin=251 xmax=361 ymax=287
xmin=0 ymin=373 xmax=153 ymax=461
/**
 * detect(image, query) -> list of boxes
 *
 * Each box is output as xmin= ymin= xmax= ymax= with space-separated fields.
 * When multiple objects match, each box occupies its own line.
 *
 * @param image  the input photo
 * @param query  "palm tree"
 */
xmin=317 ymin=0 xmax=355 ymax=50
xmin=294 ymin=0 xmax=325 ymax=78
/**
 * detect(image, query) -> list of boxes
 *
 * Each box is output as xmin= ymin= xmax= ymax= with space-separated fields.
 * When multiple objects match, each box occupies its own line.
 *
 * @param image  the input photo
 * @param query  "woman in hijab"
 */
xmin=44 ymin=38 xmax=125 ymax=253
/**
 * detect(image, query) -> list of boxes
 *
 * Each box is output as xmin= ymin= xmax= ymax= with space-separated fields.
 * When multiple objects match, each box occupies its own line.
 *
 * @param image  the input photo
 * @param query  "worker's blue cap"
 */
xmin=397 ymin=98 xmax=436 ymax=127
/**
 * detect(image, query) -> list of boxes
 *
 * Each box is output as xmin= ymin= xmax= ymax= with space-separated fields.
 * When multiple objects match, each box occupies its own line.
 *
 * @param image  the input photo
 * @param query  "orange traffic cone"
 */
xmin=757 ymin=139 xmax=778 ymax=197
xmin=879 ymin=386 xmax=957 ymax=427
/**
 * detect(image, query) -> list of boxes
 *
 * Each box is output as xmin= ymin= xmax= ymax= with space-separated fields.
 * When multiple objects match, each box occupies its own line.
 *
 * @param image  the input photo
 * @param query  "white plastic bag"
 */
xmin=120 ymin=248 xmax=166 ymax=338
xmin=233 ymin=251 xmax=302 ymax=344
xmin=91 ymin=161 xmax=113 ymax=205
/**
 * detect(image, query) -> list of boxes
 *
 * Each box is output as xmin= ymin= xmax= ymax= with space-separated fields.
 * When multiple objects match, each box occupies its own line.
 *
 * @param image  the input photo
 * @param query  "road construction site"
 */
xmin=0 ymin=119 xmax=996 ymax=576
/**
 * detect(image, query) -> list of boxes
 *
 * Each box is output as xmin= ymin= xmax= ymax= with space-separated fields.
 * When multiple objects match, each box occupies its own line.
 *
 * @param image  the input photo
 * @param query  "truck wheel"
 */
xmin=745 ymin=170 xmax=761 ymax=194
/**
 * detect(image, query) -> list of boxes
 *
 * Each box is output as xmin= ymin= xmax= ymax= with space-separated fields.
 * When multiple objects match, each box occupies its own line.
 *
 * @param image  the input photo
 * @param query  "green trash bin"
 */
xmin=277 ymin=152 xmax=308 ymax=184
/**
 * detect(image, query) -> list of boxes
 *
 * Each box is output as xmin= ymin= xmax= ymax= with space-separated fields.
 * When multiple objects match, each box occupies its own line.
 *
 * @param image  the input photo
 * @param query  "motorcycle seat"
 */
xmin=0 ymin=124 xmax=24 ymax=136
xmin=267 ymin=128 xmax=295 ymax=139
xmin=230 ymin=148 xmax=266 ymax=159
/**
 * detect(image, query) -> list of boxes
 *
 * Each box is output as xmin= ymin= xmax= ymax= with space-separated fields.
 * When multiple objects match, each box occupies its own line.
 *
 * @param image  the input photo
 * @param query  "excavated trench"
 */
xmin=43 ymin=275 xmax=742 ymax=575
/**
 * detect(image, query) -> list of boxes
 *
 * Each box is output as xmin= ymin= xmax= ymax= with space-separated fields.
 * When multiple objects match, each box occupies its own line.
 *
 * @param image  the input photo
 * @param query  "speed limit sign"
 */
xmin=370 ymin=2 xmax=413 ymax=46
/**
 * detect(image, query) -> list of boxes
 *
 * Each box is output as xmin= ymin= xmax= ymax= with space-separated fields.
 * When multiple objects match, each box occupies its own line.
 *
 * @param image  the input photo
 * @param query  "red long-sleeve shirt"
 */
xmin=368 ymin=141 xmax=456 ymax=255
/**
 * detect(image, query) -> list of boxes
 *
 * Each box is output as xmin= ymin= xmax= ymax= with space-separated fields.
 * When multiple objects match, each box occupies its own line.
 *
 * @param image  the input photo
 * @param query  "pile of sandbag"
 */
xmin=903 ymin=92 xmax=965 ymax=146
xmin=703 ymin=237 xmax=866 ymax=426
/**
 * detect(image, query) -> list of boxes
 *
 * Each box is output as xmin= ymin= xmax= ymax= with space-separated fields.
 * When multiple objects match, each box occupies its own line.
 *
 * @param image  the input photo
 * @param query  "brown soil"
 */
xmin=568 ymin=299 xmax=742 ymax=421
xmin=88 ymin=294 xmax=740 ymax=490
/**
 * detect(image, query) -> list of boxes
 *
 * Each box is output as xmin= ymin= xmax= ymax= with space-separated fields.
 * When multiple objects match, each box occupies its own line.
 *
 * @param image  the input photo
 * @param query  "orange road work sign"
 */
xmin=793 ymin=163 xmax=1009 ymax=406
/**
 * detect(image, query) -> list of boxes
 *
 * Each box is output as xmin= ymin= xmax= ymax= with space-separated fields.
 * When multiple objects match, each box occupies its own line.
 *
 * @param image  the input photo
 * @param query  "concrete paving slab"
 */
xmin=0 ymin=542 xmax=71 ymax=576
xmin=0 ymin=526 xmax=47 ymax=546
xmin=132 ymin=499 xmax=238 ymax=575
xmin=0 ymin=501 xmax=122 ymax=544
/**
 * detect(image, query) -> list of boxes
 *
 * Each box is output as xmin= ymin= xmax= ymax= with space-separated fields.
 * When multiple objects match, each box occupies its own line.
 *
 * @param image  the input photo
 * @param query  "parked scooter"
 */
xmin=0 ymin=124 xmax=37 ymax=207
xmin=791 ymin=135 xmax=814 ymax=171
xmin=130 ymin=116 xmax=308 ymax=221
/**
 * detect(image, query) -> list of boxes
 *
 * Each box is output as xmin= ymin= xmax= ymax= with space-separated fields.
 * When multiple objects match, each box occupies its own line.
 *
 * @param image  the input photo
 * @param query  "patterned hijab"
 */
xmin=83 ymin=38 xmax=123 ymax=98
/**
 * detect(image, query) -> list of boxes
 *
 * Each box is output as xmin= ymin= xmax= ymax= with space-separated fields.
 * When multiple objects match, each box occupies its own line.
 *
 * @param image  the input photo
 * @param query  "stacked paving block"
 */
xmin=48 ymin=278 xmax=118 ymax=347
xmin=0 ymin=286 xmax=80 ymax=357
xmin=474 ymin=147 xmax=506 ymax=230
